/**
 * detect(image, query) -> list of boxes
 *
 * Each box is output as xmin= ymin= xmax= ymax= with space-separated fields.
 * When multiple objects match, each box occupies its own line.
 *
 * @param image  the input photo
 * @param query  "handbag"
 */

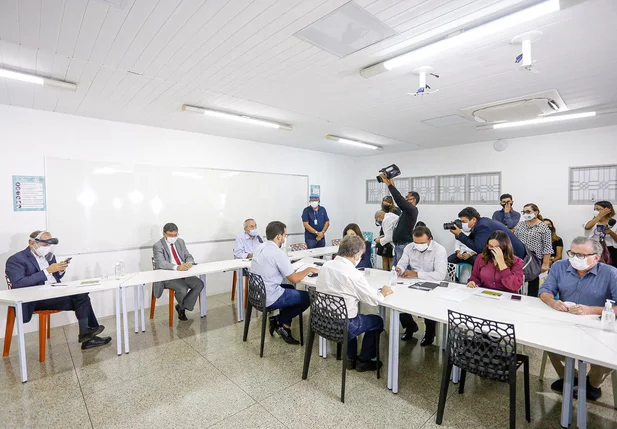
xmin=522 ymin=247 xmax=542 ymax=281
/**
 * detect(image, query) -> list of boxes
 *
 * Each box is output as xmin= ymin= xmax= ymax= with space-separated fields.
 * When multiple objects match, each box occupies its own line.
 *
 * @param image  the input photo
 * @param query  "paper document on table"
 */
xmin=49 ymin=283 xmax=69 ymax=287
xmin=77 ymin=280 xmax=101 ymax=287
xmin=440 ymin=287 xmax=474 ymax=302
xmin=292 ymin=260 xmax=317 ymax=272
xmin=475 ymin=289 xmax=505 ymax=300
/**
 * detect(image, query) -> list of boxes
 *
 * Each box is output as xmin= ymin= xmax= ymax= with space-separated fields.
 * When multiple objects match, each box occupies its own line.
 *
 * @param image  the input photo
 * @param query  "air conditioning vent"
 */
xmin=460 ymin=89 xmax=567 ymax=123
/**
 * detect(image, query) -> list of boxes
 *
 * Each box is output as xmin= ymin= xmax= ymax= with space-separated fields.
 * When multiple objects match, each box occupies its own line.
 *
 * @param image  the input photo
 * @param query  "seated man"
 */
xmin=539 ymin=236 xmax=617 ymax=401
xmin=250 ymin=221 xmax=318 ymax=344
xmin=5 ymin=231 xmax=111 ymax=350
xmin=317 ymin=235 xmax=393 ymax=371
xmin=153 ymin=223 xmax=204 ymax=322
xmin=447 ymin=234 xmax=477 ymax=268
xmin=396 ymin=226 xmax=448 ymax=346
xmin=233 ymin=218 xmax=263 ymax=259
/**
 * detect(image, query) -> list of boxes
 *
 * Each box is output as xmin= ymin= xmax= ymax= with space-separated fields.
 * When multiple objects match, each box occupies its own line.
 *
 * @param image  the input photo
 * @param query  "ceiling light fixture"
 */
xmin=360 ymin=0 xmax=560 ymax=78
xmin=492 ymin=111 xmax=596 ymax=129
xmin=182 ymin=105 xmax=292 ymax=131
xmin=326 ymin=135 xmax=382 ymax=150
xmin=0 ymin=67 xmax=77 ymax=90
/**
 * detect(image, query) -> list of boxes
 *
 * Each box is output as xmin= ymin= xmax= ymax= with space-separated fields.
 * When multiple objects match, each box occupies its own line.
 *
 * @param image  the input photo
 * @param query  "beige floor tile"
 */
xmin=205 ymin=403 xmax=287 ymax=429
xmin=1 ymin=396 xmax=92 ymax=429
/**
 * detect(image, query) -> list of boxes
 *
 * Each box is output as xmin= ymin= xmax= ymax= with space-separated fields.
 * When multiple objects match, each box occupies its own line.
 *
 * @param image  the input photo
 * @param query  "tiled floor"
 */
xmin=1 ymin=291 xmax=616 ymax=429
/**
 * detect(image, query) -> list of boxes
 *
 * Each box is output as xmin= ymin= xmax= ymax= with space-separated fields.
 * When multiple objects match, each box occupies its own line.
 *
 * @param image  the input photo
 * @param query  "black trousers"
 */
xmin=527 ymin=278 xmax=539 ymax=297
xmin=32 ymin=293 xmax=99 ymax=327
xmin=400 ymin=314 xmax=436 ymax=336
xmin=608 ymin=246 xmax=617 ymax=269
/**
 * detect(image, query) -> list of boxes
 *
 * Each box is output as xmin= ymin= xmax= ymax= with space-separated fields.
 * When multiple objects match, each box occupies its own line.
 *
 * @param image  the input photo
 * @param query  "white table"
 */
xmin=0 ymin=276 xmax=128 ymax=382
xmin=300 ymin=269 xmax=617 ymax=428
xmin=288 ymin=245 xmax=339 ymax=261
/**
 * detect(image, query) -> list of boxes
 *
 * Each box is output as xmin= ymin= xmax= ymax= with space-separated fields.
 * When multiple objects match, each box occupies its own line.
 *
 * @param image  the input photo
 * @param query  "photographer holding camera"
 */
xmin=378 ymin=172 xmax=419 ymax=266
xmin=447 ymin=207 xmax=526 ymax=259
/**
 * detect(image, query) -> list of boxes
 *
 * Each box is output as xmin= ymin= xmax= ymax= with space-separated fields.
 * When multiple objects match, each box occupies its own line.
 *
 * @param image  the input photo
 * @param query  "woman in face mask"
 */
xmin=514 ymin=203 xmax=554 ymax=297
xmin=343 ymin=223 xmax=372 ymax=269
xmin=543 ymin=218 xmax=563 ymax=265
xmin=381 ymin=196 xmax=401 ymax=216
xmin=583 ymin=200 xmax=617 ymax=267
xmin=467 ymin=231 xmax=524 ymax=292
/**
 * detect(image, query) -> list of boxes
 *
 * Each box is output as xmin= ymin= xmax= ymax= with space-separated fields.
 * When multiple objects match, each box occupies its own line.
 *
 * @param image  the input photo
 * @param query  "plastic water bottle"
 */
xmin=390 ymin=266 xmax=398 ymax=288
xmin=600 ymin=299 xmax=615 ymax=332
xmin=115 ymin=261 xmax=125 ymax=279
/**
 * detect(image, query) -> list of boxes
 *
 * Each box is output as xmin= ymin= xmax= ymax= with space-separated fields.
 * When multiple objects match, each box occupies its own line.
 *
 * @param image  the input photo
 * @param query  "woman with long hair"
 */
xmin=543 ymin=218 xmax=563 ymax=265
xmin=514 ymin=203 xmax=553 ymax=297
xmin=343 ymin=223 xmax=372 ymax=269
xmin=467 ymin=230 xmax=524 ymax=292
xmin=375 ymin=196 xmax=398 ymax=271
xmin=584 ymin=200 xmax=617 ymax=266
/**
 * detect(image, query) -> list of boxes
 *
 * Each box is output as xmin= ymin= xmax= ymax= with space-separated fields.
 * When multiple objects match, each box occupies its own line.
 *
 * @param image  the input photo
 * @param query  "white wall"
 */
xmin=353 ymin=125 xmax=617 ymax=263
xmin=0 ymin=105 xmax=357 ymax=336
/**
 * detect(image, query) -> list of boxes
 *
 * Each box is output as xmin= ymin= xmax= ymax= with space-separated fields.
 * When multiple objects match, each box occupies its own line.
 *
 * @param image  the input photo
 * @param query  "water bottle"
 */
xmin=600 ymin=299 xmax=615 ymax=332
xmin=390 ymin=266 xmax=398 ymax=288
xmin=115 ymin=261 xmax=125 ymax=279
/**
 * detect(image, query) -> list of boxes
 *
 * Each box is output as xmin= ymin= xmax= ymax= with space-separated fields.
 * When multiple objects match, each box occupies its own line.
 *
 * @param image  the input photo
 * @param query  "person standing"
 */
xmin=302 ymin=194 xmax=330 ymax=249
xmin=514 ymin=204 xmax=553 ymax=297
xmin=374 ymin=209 xmax=398 ymax=271
xmin=153 ymin=223 xmax=204 ymax=321
xmin=492 ymin=194 xmax=521 ymax=231
xmin=584 ymin=201 xmax=617 ymax=267
xmin=378 ymin=173 xmax=419 ymax=266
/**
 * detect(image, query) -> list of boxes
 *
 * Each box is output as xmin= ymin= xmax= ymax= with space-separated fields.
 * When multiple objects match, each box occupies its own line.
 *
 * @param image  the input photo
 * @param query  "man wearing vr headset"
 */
xmin=5 ymin=231 xmax=111 ymax=350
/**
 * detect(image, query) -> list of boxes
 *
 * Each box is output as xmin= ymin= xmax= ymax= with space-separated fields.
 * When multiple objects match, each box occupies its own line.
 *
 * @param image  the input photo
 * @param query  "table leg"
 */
xmin=133 ymin=286 xmax=139 ymax=334
xmin=388 ymin=307 xmax=394 ymax=390
xmin=140 ymin=284 xmax=146 ymax=332
xmin=115 ymin=289 xmax=122 ymax=355
xmin=451 ymin=366 xmax=461 ymax=384
xmin=200 ymin=274 xmax=207 ymax=317
xmin=121 ymin=287 xmax=130 ymax=354
xmin=379 ymin=305 xmax=386 ymax=322
xmin=392 ymin=309 xmax=400 ymax=394
xmin=15 ymin=302 xmax=28 ymax=383
xmin=236 ymin=269 xmax=244 ymax=322
xmin=561 ymin=357 xmax=575 ymax=427
xmin=577 ymin=360 xmax=587 ymax=429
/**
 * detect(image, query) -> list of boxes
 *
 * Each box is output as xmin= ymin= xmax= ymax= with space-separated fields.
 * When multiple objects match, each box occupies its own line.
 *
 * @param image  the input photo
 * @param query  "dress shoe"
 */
xmin=574 ymin=377 xmax=602 ymax=401
xmin=78 ymin=326 xmax=104 ymax=343
xmin=551 ymin=378 xmax=578 ymax=393
xmin=81 ymin=336 xmax=112 ymax=350
xmin=175 ymin=304 xmax=188 ymax=321
xmin=269 ymin=316 xmax=278 ymax=336
xmin=276 ymin=326 xmax=300 ymax=345
xmin=356 ymin=359 xmax=383 ymax=372
xmin=346 ymin=358 xmax=357 ymax=370
xmin=420 ymin=334 xmax=435 ymax=347
xmin=401 ymin=323 xmax=419 ymax=341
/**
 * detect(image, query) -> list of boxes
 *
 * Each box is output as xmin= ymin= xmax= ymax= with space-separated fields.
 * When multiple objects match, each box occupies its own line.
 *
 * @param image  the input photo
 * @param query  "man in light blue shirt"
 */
xmin=539 ymin=236 xmax=617 ymax=400
xmin=234 ymin=218 xmax=263 ymax=259
xmin=250 ymin=221 xmax=318 ymax=345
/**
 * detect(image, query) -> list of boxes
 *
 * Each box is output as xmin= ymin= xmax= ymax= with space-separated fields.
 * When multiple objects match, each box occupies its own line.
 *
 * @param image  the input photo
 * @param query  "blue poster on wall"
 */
xmin=310 ymin=184 xmax=320 ymax=197
xmin=13 ymin=175 xmax=46 ymax=212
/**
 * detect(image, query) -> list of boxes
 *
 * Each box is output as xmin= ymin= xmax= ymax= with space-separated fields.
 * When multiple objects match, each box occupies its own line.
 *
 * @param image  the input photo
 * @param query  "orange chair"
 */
xmin=231 ymin=270 xmax=249 ymax=309
xmin=149 ymin=257 xmax=200 ymax=327
xmin=3 ymin=275 xmax=62 ymax=363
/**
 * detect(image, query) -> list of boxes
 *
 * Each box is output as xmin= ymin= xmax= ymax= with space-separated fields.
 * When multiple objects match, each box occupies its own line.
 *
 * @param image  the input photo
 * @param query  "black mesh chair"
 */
xmin=242 ymin=272 xmax=303 ymax=357
xmin=436 ymin=310 xmax=530 ymax=429
xmin=302 ymin=287 xmax=380 ymax=403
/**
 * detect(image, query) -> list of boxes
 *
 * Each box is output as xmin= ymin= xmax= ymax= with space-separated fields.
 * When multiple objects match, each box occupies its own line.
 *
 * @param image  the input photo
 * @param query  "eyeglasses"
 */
xmin=521 ymin=210 xmax=534 ymax=214
xmin=566 ymin=250 xmax=596 ymax=259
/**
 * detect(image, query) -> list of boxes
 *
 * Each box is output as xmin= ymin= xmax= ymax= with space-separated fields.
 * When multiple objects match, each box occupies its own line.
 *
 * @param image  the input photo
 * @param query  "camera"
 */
xmin=376 ymin=164 xmax=401 ymax=183
xmin=443 ymin=219 xmax=462 ymax=230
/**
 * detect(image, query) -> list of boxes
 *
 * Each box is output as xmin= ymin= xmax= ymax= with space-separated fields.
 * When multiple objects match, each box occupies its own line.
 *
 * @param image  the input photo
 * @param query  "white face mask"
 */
xmin=522 ymin=213 xmax=536 ymax=221
xmin=593 ymin=210 xmax=600 ymax=217
xmin=461 ymin=223 xmax=471 ymax=233
xmin=279 ymin=236 xmax=287 ymax=248
xmin=36 ymin=245 xmax=52 ymax=257
xmin=166 ymin=236 xmax=178 ymax=245
xmin=354 ymin=254 xmax=362 ymax=267
xmin=569 ymin=256 xmax=593 ymax=271
xmin=414 ymin=242 xmax=429 ymax=252
xmin=310 ymin=201 xmax=319 ymax=208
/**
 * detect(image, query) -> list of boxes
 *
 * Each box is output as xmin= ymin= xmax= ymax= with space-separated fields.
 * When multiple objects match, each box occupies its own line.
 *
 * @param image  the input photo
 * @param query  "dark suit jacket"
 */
xmin=5 ymin=247 xmax=64 ymax=322
xmin=357 ymin=241 xmax=373 ymax=269
xmin=457 ymin=217 xmax=526 ymax=259
xmin=152 ymin=237 xmax=195 ymax=298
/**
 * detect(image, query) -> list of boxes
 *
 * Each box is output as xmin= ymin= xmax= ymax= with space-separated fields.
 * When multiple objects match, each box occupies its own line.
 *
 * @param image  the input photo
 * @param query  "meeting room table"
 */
xmin=300 ymin=268 xmax=617 ymax=429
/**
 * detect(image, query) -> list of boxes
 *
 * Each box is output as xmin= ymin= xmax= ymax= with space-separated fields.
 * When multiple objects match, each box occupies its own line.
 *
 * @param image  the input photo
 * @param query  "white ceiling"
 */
xmin=1 ymin=0 xmax=616 ymax=156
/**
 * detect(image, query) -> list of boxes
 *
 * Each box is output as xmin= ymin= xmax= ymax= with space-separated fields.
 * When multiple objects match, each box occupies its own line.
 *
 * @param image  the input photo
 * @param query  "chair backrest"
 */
xmin=307 ymin=287 xmax=348 ymax=343
xmin=446 ymin=263 xmax=457 ymax=283
xmin=247 ymin=272 xmax=267 ymax=309
xmin=5 ymin=275 xmax=13 ymax=290
xmin=151 ymin=256 xmax=155 ymax=270
xmin=446 ymin=310 xmax=517 ymax=383
xmin=362 ymin=231 xmax=375 ymax=267
xmin=331 ymin=238 xmax=341 ymax=246
xmin=290 ymin=243 xmax=307 ymax=252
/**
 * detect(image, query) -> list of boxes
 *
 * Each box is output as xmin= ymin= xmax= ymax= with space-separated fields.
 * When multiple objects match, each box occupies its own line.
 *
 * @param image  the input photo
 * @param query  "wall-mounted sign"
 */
xmin=13 ymin=175 xmax=46 ymax=212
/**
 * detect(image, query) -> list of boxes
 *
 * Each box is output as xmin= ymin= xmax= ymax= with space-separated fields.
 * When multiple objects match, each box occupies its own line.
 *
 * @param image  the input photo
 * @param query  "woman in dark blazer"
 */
xmin=342 ymin=223 xmax=372 ymax=269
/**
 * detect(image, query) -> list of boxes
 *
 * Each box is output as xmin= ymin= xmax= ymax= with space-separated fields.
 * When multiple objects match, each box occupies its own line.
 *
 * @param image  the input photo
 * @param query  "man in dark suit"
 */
xmin=153 ymin=223 xmax=204 ymax=321
xmin=5 ymin=231 xmax=111 ymax=350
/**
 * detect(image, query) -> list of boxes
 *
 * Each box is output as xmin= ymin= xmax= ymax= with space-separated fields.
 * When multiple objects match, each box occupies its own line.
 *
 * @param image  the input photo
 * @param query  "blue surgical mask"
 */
xmin=375 ymin=221 xmax=382 ymax=226
xmin=248 ymin=229 xmax=258 ymax=237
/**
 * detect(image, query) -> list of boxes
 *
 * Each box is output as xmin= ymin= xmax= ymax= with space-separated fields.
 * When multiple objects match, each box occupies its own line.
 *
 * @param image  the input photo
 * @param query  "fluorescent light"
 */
xmin=326 ymin=135 xmax=382 ymax=150
xmin=361 ymin=0 xmax=560 ymax=76
xmin=0 ymin=67 xmax=77 ymax=90
xmin=493 ymin=112 xmax=596 ymax=129
xmin=182 ymin=104 xmax=292 ymax=131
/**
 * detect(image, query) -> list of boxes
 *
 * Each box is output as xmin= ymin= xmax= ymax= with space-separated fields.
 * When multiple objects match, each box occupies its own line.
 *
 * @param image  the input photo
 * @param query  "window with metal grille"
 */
xmin=569 ymin=165 xmax=617 ymax=204
xmin=438 ymin=175 xmax=466 ymax=204
xmin=468 ymin=172 xmax=501 ymax=204
xmin=411 ymin=176 xmax=437 ymax=204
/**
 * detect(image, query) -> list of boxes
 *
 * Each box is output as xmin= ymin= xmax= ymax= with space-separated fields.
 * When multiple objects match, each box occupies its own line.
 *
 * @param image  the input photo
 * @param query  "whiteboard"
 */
xmin=45 ymin=158 xmax=308 ymax=254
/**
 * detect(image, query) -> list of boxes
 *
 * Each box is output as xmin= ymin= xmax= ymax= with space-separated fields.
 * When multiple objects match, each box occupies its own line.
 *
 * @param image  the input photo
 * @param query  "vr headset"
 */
xmin=30 ymin=231 xmax=59 ymax=245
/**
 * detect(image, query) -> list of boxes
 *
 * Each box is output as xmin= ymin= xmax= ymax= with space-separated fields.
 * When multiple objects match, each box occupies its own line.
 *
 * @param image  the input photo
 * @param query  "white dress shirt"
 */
xmin=31 ymin=250 xmax=56 ymax=284
xmin=380 ymin=212 xmax=399 ymax=246
xmin=167 ymin=241 xmax=183 ymax=270
xmin=316 ymin=256 xmax=384 ymax=319
xmin=454 ymin=239 xmax=475 ymax=255
xmin=396 ymin=240 xmax=448 ymax=281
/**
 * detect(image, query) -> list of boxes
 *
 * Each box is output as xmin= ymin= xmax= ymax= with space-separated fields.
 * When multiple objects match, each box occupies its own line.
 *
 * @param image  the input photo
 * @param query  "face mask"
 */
xmin=375 ymin=220 xmax=382 ymax=227
xmin=414 ymin=243 xmax=429 ymax=252
xmin=594 ymin=210 xmax=600 ymax=217
xmin=310 ymin=201 xmax=319 ymax=208
xmin=279 ymin=236 xmax=287 ymax=248
xmin=36 ymin=245 xmax=52 ymax=257
xmin=569 ymin=256 xmax=592 ymax=271
xmin=461 ymin=223 xmax=471 ymax=233
xmin=166 ymin=236 xmax=178 ymax=245
xmin=354 ymin=254 xmax=362 ymax=267
xmin=248 ymin=229 xmax=258 ymax=237
xmin=522 ymin=213 xmax=536 ymax=221
xmin=381 ymin=203 xmax=391 ymax=211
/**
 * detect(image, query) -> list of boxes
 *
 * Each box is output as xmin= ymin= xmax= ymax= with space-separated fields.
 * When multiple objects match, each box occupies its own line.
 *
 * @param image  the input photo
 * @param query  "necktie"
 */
xmin=170 ymin=244 xmax=182 ymax=265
